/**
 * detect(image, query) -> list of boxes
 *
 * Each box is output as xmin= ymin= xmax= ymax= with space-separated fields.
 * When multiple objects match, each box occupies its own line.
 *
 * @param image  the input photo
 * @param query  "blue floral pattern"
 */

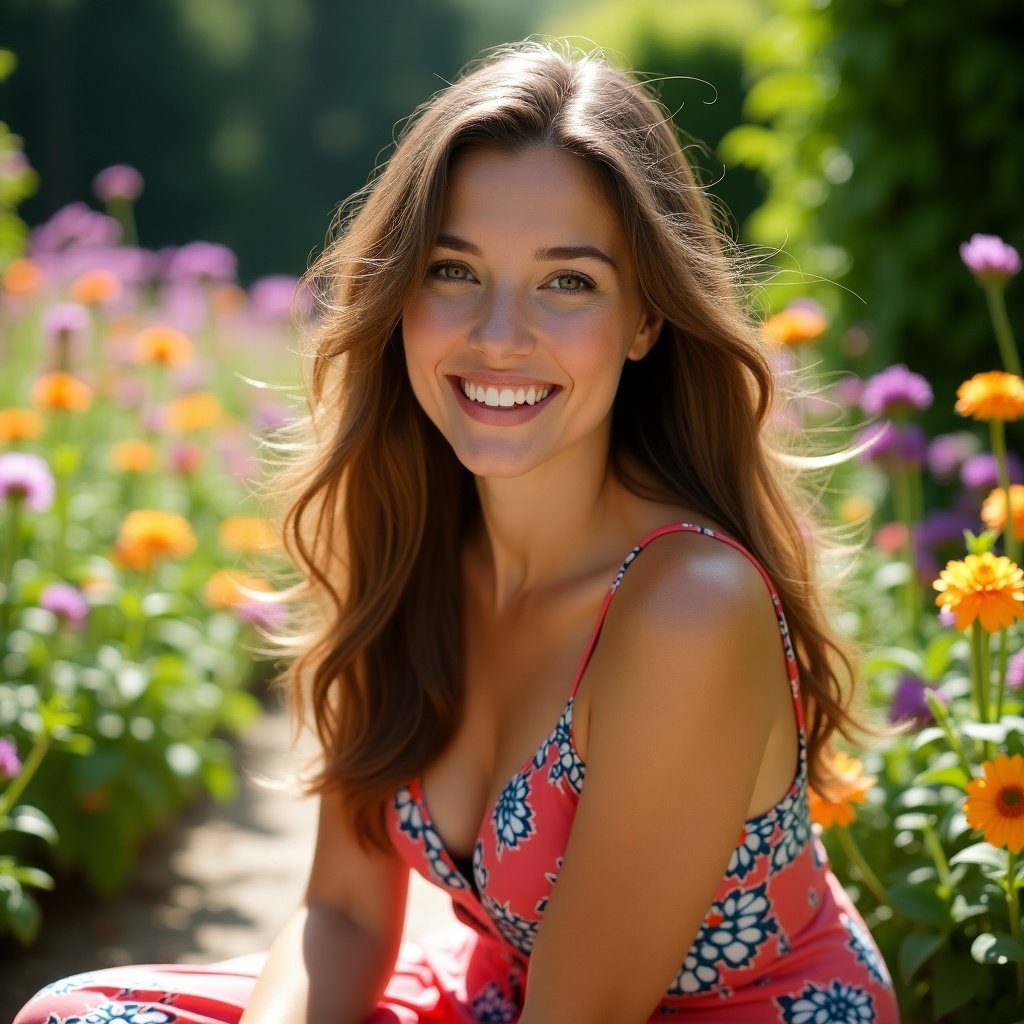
xmin=481 ymin=892 xmax=539 ymax=955
xmin=63 ymin=1005 xmax=176 ymax=1024
xmin=32 ymin=973 xmax=100 ymax=999
xmin=726 ymin=814 xmax=775 ymax=879
xmin=469 ymin=981 xmax=518 ymax=1022
xmin=843 ymin=914 xmax=890 ymax=985
xmin=770 ymin=775 xmax=811 ymax=872
xmin=777 ymin=980 xmax=875 ymax=1023
xmin=533 ymin=700 xmax=585 ymax=793
xmin=492 ymin=773 xmax=535 ymax=855
xmin=393 ymin=786 xmax=467 ymax=891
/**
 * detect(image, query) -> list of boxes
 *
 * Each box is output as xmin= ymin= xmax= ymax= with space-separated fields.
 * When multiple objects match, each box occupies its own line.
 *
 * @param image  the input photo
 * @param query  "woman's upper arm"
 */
xmin=521 ymin=534 xmax=789 ymax=1024
xmin=305 ymin=786 xmax=410 ymax=943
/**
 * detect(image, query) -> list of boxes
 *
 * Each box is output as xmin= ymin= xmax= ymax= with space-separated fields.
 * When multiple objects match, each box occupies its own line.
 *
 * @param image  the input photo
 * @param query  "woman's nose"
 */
xmin=468 ymin=290 xmax=535 ymax=360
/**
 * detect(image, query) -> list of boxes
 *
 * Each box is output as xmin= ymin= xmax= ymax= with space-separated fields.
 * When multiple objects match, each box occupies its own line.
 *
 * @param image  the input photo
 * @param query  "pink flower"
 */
xmin=42 ymin=302 xmax=91 ymax=365
xmin=40 ymin=582 xmax=89 ymax=629
xmin=859 ymin=364 xmax=933 ymax=418
xmin=0 ymin=738 xmax=20 ymax=779
xmin=960 ymin=234 xmax=1021 ymax=285
xmin=0 ymin=452 xmax=56 ymax=512
xmin=93 ymin=165 xmax=144 ymax=202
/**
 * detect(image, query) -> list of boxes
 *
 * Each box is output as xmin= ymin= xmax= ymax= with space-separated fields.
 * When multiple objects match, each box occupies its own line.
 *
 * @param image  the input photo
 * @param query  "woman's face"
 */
xmin=402 ymin=145 xmax=661 ymax=481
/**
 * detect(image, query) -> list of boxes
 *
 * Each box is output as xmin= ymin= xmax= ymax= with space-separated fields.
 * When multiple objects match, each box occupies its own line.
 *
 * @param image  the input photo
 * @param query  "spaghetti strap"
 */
xmin=567 ymin=523 xmax=804 ymax=730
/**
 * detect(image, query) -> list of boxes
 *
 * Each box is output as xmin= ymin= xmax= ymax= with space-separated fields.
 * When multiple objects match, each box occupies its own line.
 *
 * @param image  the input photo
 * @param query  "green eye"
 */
xmin=433 ymin=261 xmax=472 ymax=281
xmin=550 ymin=273 xmax=592 ymax=291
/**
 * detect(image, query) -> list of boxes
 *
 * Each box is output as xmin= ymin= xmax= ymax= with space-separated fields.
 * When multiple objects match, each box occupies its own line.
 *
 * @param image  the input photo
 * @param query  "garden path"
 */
xmin=1 ymin=702 xmax=456 ymax=1021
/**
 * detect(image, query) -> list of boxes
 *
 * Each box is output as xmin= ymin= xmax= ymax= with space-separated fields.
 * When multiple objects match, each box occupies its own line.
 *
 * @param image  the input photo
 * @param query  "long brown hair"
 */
xmin=275 ymin=41 xmax=863 ymax=846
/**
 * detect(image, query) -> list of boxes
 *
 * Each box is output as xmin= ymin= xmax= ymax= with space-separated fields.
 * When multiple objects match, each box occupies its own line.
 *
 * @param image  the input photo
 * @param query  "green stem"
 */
xmin=921 ymin=819 xmax=953 ymax=891
xmin=971 ymin=620 xmax=990 ymax=726
xmin=0 ymin=729 xmax=52 ymax=820
xmin=889 ymin=458 xmax=919 ymax=639
xmin=984 ymin=282 xmax=1023 ymax=377
xmin=0 ymin=496 xmax=23 ymax=648
xmin=926 ymin=689 xmax=975 ymax=782
xmin=996 ymin=627 xmax=1010 ymax=721
xmin=837 ymin=826 xmax=890 ymax=907
xmin=1008 ymin=850 xmax=1024 ymax=998
xmin=991 ymin=419 xmax=1019 ymax=565
xmin=123 ymin=567 xmax=153 ymax=662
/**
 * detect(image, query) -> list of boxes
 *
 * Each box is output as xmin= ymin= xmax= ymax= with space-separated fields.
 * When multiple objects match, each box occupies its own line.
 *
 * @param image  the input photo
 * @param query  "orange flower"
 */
xmin=110 ymin=440 xmax=156 ymax=473
xmin=808 ymin=751 xmax=876 ymax=829
xmin=212 ymin=284 xmax=247 ymax=316
xmin=205 ymin=569 xmax=270 ymax=608
xmin=965 ymin=754 xmax=1024 ymax=853
xmin=0 ymin=408 xmax=44 ymax=442
xmin=2 ymin=258 xmax=44 ymax=297
xmin=762 ymin=305 xmax=827 ymax=346
xmin=30 ymin=371 xmax=93 ymax=412
xmin=134 ymin=325 xmax=193 ymax=367
xmin=218 ymin=516 xmax=278 ymax=552
xmin=955 ymin=371 xmax=1024 ymax=422
xmin=113 ymin=510 xmax=196 ymax=570
xmin=69 ymin=269 xmax=122 ymax=306
xmin=981 ymin=485 xmax=1024 ymax=538
xmin=165 ymin=391 xmax=221 ymax=432
xmin=933 ymin=552 xmax=1024 ymax=632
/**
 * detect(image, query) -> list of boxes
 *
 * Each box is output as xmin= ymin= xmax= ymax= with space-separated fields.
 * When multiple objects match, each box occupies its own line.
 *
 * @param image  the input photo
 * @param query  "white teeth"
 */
xmin=460 ymin=379 xmax=553 ymax=408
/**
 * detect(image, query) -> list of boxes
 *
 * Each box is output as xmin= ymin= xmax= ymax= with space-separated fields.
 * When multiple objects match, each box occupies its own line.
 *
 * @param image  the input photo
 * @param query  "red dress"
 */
xmin=15 ymin=524 xmax=899 ymax=1024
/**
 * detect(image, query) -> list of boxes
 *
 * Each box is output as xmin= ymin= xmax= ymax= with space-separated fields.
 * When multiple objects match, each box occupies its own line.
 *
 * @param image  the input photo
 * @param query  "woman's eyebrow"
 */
xmin=436 ymin=234 xmax=618 ymax=272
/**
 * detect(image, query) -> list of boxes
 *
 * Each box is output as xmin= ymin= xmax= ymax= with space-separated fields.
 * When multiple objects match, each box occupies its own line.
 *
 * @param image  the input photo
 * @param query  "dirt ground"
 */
xmin=1 ymin=705 xmax=455 ymax=1021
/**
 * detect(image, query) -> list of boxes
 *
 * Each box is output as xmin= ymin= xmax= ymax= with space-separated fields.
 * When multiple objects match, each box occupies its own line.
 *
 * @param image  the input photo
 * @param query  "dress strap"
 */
xmin=567 ymin=523 xmax=804 ymax=730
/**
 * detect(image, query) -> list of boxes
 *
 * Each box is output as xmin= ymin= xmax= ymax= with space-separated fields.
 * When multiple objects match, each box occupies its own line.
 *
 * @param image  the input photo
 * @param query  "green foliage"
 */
xmin=723 ymin=0 xmax=1024 ymax=423
xmin=0 ymin=48 xmax=38 ymax=266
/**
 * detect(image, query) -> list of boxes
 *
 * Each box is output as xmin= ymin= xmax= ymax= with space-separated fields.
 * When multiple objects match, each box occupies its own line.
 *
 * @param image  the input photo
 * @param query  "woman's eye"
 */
xmin=431 ymin=261 xmax=474 ymax=282
xmin=549 ymin=272 xmax=593 ymax=292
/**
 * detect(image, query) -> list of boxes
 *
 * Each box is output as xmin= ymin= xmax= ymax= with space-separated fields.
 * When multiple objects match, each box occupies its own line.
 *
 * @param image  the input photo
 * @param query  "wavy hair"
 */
xmin=275 ymin=41 xmax=864 ymax=847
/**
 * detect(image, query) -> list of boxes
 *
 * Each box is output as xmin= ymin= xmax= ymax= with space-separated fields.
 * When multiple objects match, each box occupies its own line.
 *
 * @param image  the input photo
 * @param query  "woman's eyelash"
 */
xmin=429 ymin=260 xmax=474 ymax=281
xmin=548 ymin=271 xmax=596 ymax=292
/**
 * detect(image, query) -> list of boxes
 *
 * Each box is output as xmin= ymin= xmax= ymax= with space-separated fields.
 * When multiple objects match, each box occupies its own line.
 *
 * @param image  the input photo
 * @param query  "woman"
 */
xmin=17 ymin=41 xmax=898 ymax=1024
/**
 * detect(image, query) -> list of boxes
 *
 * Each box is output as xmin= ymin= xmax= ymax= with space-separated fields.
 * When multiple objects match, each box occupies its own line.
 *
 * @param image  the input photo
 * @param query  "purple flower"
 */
xmin=248 ymin=275 xmax=304 ymax=323
xmin=29 ymin=202 xmax=121 ymax=254
xmin=961 ymin=452 xmax=1024 ymax=491
xmin=855 ymin=421 xmax=927 ymax=468
xmin=251 ymin=400 xmax=292 ymax=433
xmin=0 ymin=738 xmax=21 ymax=779
xmin=831 ymin=376 xmax=864 ymax=410
xmin=927 ymin=432 xmax=982 ymax=481
xmin=42 ymin=302 xmax=91 ymax=364
xmin=236 ymin=600 xmax=287 ymax=632
xmin=166 ymin=242 xmax=237 ymax=285
xmin=860 ymin=364 xmax=933 ymax=419
xmin=960 ymin=234 xmax=1021 ymax=285
xmin=916 ymin=510 xmax=975 ymax=551
xmin=0 ymin=453 xmax=56 ymax=512
xmin=1008 ymin=650 xmax=1024 ymax=691
xmin=40 ymin=582 xmax=89 ymax=629
xmin=889 ymin=675 xmax=948 ymax=727
xmin=93 ymin=164 xmax=144 ymax=202
xmin=938 ymin=607 xmax=958 ymax=629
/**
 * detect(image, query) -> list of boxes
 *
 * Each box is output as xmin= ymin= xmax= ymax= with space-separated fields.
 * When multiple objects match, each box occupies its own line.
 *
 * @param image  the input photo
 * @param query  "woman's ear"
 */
xmin=627 ymin=308 xmax=664 ymax=361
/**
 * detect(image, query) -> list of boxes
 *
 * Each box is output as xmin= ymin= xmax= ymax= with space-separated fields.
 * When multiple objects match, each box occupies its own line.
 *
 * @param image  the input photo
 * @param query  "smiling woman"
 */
xmin=16 ymin=39 xmax=898 ymax=1024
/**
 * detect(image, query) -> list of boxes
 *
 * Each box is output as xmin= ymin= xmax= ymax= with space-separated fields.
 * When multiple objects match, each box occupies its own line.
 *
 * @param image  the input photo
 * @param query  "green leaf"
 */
xmin=931 ymin=951 xmax=986 ymax=1018
xmin=898 ymin=929 xmax=946 ymax=982
xmin=950 ymin=842 xmax=1009 ymax=872
xmin=972 ymin=932 xmax=1024 ymax=964
xmin=912 ymin=765 xmax=970 ymax=788
xmin=7 ymin=864 xmax=53 ymax=890
xmin=894 ymin=812 xmax=937 ymax=832
xmin=0 ymin=878 xmax=41 ymax=945
xmin=961 ymin=721 xmax=1008 ymax=743
xmin=201 ymin=758 xmax=238 ymax=803
xmin=864 ymin=645 xmax=922 ymax=675
xmin=886 ymin=882 xmax=951 ymax=927
xmin=923 ymin=630 xmax=965 ymax=681
xmin=910 ymin=726 xmax=947 ymax=752
xmin=2 ymin=805 xmax=58 ymax=845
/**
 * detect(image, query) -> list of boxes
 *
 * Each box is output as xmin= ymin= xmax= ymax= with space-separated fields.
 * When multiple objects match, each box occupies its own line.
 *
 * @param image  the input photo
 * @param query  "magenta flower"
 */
xmin=0 ymin=453 xmax=56 ymax=512
xmin=926 ymin=432 xmax=981 ymax=482
xmin=93 ymin=164 xmax=144 ymax=202
xmin=961 ymin=451 xmax=1024 ymax=491
xmin=859 ymin=364 xmax=933 ymax=419
xmin=166 ymin=242 xmax=237 ymax=285
xmin=1008 ymin=650 xmax=1024 ymax=691
xmin=889 ymin=675 xmax=948 ymax=727
xmin=29 ymin=202 xmax=121 ymax=254
xmin=0 ymin=738 xmax=21 ymax=779
xmin=960 ymin=234 xmax=1021 ymax=285
xmin=855 ymin=421 xmax=927 ymax=468
xmin=40 ymin=582 xmax=89 ymax=629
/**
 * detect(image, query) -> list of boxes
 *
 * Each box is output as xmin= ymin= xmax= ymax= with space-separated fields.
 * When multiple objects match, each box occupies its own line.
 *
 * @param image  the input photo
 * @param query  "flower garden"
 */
xmin=1 ymin=150 xmax=1024 ymax=1021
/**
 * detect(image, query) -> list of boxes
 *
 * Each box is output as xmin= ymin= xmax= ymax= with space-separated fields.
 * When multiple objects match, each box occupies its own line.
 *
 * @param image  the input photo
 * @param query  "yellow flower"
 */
xmin=218 ymin=516 xmax=278 ymax=552
xmin=134 ymin=325 xmax=193 ymax=367
xmin=808 ymin=751 xmax=876 ymax=829
xmin=965 ymin=754 xmax=1024 ymax=853
xmin=70 ymin=269 xmax=122 ymax=306
xmin=762 ymin=305 xmax=827 ymax=346
xmin=933 ymin=552 xmax=1024 ymax=632
xmin=982 ymin=485 xmax=1024 ymax=539
xmin=110 ymin=440 xmax=157 ymax=473
xmin=114 ymin=510 xmax=196 ymax=570
xmin=955 ymin=371 xmax=1024 ymax=422
xmin=205 ymin=569 xmax=270 ymax=608
xmin=836 ymin=495 xmax=875 ymax=525
xmin=2 ymin=258 xmax=44 ymax=298
xmin=165 ymin=391 xmax=221 ymax=432
xmin=0 ymin=408 xmax=44 ymax=442
xmin=30 ymin=371 xmax=93 ymax=412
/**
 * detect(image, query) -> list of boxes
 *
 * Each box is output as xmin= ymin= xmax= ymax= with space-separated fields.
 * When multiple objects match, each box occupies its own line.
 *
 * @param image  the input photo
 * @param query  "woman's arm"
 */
xmin=520 ymin=533 xmax=792 ymax=1024
xmin=240 ymin=787 xmax=410 ymax=1024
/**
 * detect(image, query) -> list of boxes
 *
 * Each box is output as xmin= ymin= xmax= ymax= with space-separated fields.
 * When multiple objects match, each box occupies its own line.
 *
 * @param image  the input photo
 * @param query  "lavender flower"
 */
xmin=889 ymin=675 xmax=949 ymax=727
xmin=960 ymin=234 xmax=1021 ymax=285
xmin=927 ymin=432 xmax=981 ymax=482
xmin=93 ymin=165 xmax=144 ymax=202
xmin=29 ymin=202 xmax=121 ymax=254
xmin=860 ymin=364 xmax=933 ymax=419
xmin=0 ymin=738 xmax=21 ymax=779
xmin=40 ymin=582 xmax=89 ymax=629
xmin=166 ymin=242 xmax=237 ymax=285
xmin=236 ymin=600 xmax=287 ymax=632
xmin=938 ymin=607 xmax=958 ymax=629
xmin=961 ymin=452 xmax=1024 ymax=491
xmin=1008 ymin=650 xmax=1024 ymax=691
xmin=42 ymin=302 xmax=91 ymax=365
xmin=249 ymin=275 xmax=303 ymax=323
xmin=0 ymin=452 xmax=56 ymax=512
xmin=855 ymin=421 xmax=927 ymax=468
xmin=251 ymin=400 xmax=292 ymax=433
